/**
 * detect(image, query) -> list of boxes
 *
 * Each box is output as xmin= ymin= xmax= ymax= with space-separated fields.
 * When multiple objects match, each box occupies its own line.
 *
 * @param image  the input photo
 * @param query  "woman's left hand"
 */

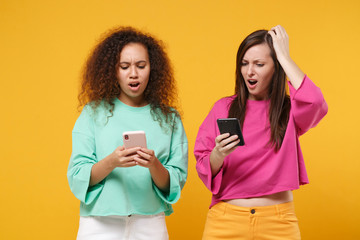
xmin=134 ymin=148 xmax=170 ymax=192
xmin=268 ymin=25 xmax=290 ymax=62
xmin=268 ymin=25 xmax=305 ymax=89
xmin=134 ymin=148 xmax=160 ymax=169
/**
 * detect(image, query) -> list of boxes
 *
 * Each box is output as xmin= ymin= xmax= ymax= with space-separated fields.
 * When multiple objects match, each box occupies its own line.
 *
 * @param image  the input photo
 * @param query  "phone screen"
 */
xmin=217 ymin=118 xmax=245 ymax=146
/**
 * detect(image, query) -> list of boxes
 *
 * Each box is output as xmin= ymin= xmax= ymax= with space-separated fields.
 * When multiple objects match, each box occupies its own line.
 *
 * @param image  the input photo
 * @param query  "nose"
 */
xmin=247 ymin=64 xmax=255 ymax=77
xmin=129 ymin=66 xmax=138 ymax=79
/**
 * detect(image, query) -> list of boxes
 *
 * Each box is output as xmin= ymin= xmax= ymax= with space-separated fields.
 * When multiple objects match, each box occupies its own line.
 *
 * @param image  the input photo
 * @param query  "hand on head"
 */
xmin=268 ymin=25 xmax=290 ymax=61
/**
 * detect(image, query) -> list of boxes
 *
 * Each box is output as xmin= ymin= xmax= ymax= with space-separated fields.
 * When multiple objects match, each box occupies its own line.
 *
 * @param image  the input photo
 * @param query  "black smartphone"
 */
xmin=217 ymin=118 xmax=245 ymax=146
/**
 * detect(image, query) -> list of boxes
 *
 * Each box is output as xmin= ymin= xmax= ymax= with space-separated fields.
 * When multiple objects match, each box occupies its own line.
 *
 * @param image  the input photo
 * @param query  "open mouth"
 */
xmin=129 ymin=82 xmax=140 ymax=88
xmin=248 ymin=80 xmax=257 ymax=86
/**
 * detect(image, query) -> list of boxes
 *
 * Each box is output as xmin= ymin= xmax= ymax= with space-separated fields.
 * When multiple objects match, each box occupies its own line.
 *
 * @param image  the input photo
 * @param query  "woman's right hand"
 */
xmin=209 ymin=133 xmax=240 ymax=176
xmin=109 ymin=146 xmax=141 ymax=168
xmin=213 ymin=133 xmax=240 ymax=159
xmin=89 ymin=146 xmax=141 ymax=186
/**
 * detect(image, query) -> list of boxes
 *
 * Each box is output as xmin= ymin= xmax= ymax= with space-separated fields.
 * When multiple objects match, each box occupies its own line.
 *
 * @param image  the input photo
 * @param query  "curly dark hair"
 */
xmin=78 ymin=26 xmax=180 ymax=129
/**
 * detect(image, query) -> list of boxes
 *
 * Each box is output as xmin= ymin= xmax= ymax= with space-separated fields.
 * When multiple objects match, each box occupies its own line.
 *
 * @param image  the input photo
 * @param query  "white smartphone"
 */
xmin=122 ymin=131 xmax=147 ymax=149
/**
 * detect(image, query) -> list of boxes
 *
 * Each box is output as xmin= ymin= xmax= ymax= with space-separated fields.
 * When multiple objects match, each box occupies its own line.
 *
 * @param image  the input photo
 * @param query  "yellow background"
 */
xmin=1 ymin=0 xmax=359 ymax=239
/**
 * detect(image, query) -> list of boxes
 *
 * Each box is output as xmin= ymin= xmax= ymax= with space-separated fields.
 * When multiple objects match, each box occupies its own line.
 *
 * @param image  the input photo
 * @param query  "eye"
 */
xmin=241 ymin=62 xmax=248 ymax=66
xmin=137 ymin=61 xmax=147 ymax=69
xmin=256 ymin=63 xmax=264 ymax=67
xmin=119 ymin=64 xmax=129 ymax=70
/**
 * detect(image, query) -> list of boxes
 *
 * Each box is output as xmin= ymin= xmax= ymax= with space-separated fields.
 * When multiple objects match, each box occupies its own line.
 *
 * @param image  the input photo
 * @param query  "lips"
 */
xmin=247 ymin=79 xmax=258 ymax=89
xmin=128 ymin=81 xmax=140 ymax=91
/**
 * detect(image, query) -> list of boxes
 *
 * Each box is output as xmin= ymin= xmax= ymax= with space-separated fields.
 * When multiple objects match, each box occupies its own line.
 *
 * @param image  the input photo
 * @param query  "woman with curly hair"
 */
xmin=67 ymin=27 xmax=188 ymax=240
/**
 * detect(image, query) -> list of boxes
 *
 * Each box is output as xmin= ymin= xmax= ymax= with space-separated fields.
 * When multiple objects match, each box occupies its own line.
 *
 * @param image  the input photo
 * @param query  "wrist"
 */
xmin=214 ymin=147 xmax=225 ymax=160
xmin=277 ymin=54 xmax=292 ymax=66
xmin=210 ymin=149 xmax=225 ymax=163
xmin=210 ymin=151 xmax=224 ymax=176
xmin=149 ymin=157 xmax=161 ymax=171
xmin=105 ymin=153 xmax=117 ymax=170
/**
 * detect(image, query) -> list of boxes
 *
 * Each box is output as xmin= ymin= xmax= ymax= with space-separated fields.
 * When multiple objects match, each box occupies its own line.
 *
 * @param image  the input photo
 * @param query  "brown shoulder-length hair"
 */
xmin=78 ymin=26 xmax=179 ymax=129
xmin=228 ymin=30 xmax=290 ymax=150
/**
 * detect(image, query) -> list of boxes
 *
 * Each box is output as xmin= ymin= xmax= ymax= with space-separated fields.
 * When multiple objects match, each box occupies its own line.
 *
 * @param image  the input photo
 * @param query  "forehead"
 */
xmin=120 ymin=43 xmax=149 ymax=60
xmin=243 ymin=43 xmax=271 ymax=60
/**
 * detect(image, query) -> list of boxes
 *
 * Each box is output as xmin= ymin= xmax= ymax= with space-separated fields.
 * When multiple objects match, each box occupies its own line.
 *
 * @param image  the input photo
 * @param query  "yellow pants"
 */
xmin=202 ymin=201 xmax=301 ymax=240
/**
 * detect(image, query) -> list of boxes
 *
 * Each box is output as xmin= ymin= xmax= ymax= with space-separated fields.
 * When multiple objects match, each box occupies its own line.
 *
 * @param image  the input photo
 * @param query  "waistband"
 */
xmin=214 ymin=201 xmax=295 ymax=217
xmin=80 ymin=212 xmax=165 ymax=219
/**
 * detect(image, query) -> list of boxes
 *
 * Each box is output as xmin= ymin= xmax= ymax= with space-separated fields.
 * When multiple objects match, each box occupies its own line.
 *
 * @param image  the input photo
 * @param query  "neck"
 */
xmin=118 ymin=96 xmax=147 ymax=107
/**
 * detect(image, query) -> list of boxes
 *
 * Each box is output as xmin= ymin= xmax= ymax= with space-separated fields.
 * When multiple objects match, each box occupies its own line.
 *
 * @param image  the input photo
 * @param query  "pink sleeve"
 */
xmin=288 ymin=75 xmax=328 ymax=136
xmin=194 ymin=104 xmax=224 ymax=195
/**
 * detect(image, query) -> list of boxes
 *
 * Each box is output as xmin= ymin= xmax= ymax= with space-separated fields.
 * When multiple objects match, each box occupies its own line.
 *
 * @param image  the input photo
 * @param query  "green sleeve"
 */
xmin=67 ymin=106 xmax=104 ymax=204
xmin=153 ymin=116 xmax=188 ymax=204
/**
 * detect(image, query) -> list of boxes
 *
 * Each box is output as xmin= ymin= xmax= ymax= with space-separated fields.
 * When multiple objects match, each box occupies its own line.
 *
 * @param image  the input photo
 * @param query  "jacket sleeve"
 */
xmin=67 ymin=106 xmax=103 ymax=204
xmin=194 ymin=104 xmax=224 ymax=195
xmin=289 ymin=75 xmax=328 ymax=136
xmin=153 ymin=115 xmax=188 ymax=204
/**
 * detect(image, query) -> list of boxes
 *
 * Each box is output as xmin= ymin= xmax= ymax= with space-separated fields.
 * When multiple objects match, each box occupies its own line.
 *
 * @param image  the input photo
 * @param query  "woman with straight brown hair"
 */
xmin=194 ymin=25 xmax=328 ymax=239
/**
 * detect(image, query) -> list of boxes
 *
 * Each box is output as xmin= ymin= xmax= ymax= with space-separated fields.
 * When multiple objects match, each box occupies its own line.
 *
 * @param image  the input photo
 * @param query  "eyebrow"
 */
xmin=119 ymin=60 xmax=147 ymax=64
xmin=242 ymin=59 xmax=266 ymax=62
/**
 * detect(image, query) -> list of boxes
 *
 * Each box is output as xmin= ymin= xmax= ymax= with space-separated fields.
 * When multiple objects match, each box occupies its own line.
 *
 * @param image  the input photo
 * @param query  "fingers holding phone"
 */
xmin=217 ymin=118 xmax=245 ymax=146
xmin=211 ymin=118 xmax=245 ymax=161
xmin=214 ymin=133 xmax=240 ymax=158
xmin=210 ymin=133 xmax=240 ymax=176
xmin=121 ymin=130 xmax=159 ymax=168
xmin=217 ymin=133 xmax=240 ymax=148
xmin=111 ymin=146 xmax=140 ymax=168
xmin=133 ymin=148 xmax=160 ymax=169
